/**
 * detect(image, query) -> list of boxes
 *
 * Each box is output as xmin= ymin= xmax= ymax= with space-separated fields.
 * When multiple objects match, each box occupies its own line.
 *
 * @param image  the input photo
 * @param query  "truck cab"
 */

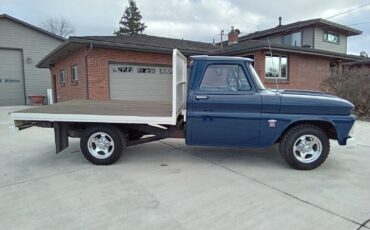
xmin=186 ymin=56 xmax=264 ymax=147
xmin=185 ymin=56 xmax=355 ymax=169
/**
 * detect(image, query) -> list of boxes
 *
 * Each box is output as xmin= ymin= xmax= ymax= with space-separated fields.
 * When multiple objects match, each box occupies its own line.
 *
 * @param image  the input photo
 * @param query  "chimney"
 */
xmin=278 ymin=16 xmax=282 ymax=27
xmin=228 ymin=26 xmax=240 ymax=45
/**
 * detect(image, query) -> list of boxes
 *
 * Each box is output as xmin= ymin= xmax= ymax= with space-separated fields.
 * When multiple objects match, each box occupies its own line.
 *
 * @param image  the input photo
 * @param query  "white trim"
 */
xmin=323 ymin=31 xmax=340 ymax=44
xmin=265 ymin=54 xmax=288 ymax=79
xmin=171 ymin=49 xmax=187 ymax=124
xmin=182 ymin=109 xmax=187 ymax=122
xmin=11 ymin=112 xmax=175 ymax=125
xmin=47 ymin=89 xmax=53 ymax=105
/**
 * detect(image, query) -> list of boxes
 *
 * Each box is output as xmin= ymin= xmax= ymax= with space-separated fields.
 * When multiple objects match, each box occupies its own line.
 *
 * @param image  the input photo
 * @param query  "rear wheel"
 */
xmin=279 ymin=124 xmax=330 ymax=170
xmin=80 ymin=125 xmax=126 ymax=165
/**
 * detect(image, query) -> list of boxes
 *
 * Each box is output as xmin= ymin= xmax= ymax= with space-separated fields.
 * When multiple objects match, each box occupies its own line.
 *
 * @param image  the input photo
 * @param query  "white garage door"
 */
xmin=0 ymin=49 xmax=25 ymax=105
xmin=109 ymin=63 xmax=172 ymax=102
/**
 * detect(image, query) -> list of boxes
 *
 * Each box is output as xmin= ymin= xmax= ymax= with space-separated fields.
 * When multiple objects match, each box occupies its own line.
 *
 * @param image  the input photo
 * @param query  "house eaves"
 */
xmin=239 ymin=18 xmax=362 ymax=42
xmin=37 ymin=36 xmax=216 ymax=68
xmin=216 ymin=40 xmax=363 ymax=61
xmin=38 ymin=34 xmax=363 ymax=68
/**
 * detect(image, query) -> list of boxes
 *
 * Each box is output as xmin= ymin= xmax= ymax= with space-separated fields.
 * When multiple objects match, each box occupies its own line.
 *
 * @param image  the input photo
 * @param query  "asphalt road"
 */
xmin=0 ymin=107 xmax=369 ymax=230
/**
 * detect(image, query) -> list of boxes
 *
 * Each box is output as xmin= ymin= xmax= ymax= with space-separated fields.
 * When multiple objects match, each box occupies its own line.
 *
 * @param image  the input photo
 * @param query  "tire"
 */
xmin=279 ymin=124 xmax=330 ymax=170
xmin=80 ymin=125 xmax=126 ymax=165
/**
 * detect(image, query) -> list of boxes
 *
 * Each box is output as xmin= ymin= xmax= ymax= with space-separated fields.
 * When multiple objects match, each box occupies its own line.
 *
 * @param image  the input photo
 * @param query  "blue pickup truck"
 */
xmin=11 ymin=49 xmax=355 ymax=170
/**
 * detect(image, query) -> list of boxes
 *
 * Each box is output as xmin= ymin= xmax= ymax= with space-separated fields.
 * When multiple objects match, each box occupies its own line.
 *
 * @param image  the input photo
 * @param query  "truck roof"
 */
xmin=191 ymin=55 xmax=253 ymax=62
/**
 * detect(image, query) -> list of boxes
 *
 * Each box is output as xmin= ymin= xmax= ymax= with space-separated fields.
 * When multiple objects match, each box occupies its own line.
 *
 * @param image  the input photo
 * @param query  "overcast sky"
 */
xmin=1 ymin=0 xmax=369 ymax=55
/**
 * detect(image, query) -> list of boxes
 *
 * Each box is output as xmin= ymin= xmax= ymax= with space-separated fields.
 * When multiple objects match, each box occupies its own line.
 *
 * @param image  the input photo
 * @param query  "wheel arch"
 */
xmin=275 ymin=119 xmax=337 ymax=143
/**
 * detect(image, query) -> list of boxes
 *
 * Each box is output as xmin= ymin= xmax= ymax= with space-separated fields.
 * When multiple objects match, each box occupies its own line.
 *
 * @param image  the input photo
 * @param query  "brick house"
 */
xmin=37 ymin=18 xmax=365 ymax=103
xmin=38 ymin=36 xmax=214 ymax=102
xmin=218 ymin=18 xmax=363 ymax=89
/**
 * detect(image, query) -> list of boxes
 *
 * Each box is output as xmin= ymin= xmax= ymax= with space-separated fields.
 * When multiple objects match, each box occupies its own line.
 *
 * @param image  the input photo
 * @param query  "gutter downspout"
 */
xmin=84 ymin=43 xmax=93 ymax=100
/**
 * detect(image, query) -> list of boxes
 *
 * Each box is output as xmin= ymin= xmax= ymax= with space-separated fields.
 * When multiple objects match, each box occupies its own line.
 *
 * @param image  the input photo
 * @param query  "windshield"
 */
xmin=248 ymin=63 xmax=266 ymax=91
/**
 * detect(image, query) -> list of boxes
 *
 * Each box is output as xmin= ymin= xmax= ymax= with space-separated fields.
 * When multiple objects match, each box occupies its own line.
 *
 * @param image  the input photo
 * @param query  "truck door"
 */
xmin=186 ymin=62 xmax=262 ymax=147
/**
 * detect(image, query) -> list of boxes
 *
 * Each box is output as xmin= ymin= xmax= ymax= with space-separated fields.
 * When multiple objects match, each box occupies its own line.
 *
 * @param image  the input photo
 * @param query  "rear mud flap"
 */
xmin=54 ymin=122 xmax=69 ymax=154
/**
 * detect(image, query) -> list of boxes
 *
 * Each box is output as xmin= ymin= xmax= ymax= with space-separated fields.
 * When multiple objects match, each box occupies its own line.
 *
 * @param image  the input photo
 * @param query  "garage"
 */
xmin=36 ymin=35 xmax=215 ymax=102
xmin=109 ymin=63 xmax=173 ymax=102
xmin=0 ymin=14 xmax=63 ymax=105
xmin=0 ymin=49 xmax=25 ymax=106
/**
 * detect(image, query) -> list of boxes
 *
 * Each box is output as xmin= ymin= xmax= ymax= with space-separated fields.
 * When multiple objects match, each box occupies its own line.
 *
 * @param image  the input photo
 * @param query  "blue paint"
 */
xmin=185 ymin=56 xmax=355 ymax=147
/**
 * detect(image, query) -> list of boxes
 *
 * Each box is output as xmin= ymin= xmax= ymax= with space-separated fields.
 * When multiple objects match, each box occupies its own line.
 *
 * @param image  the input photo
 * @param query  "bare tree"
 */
xmin=360 ymin=51 xmax=368 ymax=58
xmin=42 ymin=17 xmax=76 ymax=38
xmin=322 ymin=66 xmax=370 ymax=118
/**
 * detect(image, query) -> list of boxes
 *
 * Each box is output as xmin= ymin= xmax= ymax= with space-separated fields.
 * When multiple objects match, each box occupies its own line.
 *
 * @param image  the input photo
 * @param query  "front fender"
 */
xmin=259 ymin=114 xmax=355 ymax=147
xmin=330 ymin=115 xmax=356 ymax=145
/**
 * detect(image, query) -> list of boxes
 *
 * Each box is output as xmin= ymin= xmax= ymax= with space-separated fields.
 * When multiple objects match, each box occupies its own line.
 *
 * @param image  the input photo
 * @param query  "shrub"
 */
xmin=322 ymin=66 xmax=370 ymax=118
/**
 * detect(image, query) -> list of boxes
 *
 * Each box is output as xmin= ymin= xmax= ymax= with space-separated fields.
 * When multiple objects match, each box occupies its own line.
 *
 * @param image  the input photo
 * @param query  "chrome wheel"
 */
xmin=293 ymin=135 xmax=322 ymax=163
xmin=87 ymin=132 xmax=115 ymax=159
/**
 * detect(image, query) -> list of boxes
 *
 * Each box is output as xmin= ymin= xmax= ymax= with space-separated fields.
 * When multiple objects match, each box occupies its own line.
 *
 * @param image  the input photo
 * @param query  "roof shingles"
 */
xmin=37 ymin=18 xmax=364 ymax=67
xmin=238 ymin=18 xmax=362 ymax=42
xmin=74 ymin=35 xmax=218 ymax=54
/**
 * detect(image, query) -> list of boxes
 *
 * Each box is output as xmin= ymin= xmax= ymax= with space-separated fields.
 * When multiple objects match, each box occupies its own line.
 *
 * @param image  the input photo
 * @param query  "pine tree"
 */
xmin=114 ymin=0 xmax=147 ymax=35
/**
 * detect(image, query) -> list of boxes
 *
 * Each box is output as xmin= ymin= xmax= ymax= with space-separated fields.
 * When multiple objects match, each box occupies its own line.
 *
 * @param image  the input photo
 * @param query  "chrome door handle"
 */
xmin=195 ymin=95 xmax=209 ymax=100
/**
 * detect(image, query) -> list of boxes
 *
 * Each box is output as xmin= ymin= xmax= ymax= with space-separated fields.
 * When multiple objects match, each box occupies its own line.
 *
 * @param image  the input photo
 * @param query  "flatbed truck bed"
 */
xmin=12 ymin=49 xmax=187 ymax=127
xmin=11 ymin=100 xmax=173 ymax=124
xmin=11 ymin=49 xmax=187 ymax=157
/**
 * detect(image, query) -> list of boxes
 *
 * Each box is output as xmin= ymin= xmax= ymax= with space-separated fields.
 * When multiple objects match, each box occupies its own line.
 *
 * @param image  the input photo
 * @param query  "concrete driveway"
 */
xmin=0 ymin=107 xmax=369 ymax=230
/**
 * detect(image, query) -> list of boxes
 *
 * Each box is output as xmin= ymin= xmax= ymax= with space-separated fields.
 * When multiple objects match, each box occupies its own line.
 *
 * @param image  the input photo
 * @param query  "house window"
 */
xmin=265 ymin=55 xmax=288 ymax=79
xmin=200 ymin=64 xmax=251 ymax=91
xmin=324 ymin=31 xmax=339 ymax=43
xmin=59 ymin=70 xmax=65 ymax=84
xmin=283 ymin=32 xmax=302 ymax=47
xmin=71 ymin=65 xmax=78 ymax=81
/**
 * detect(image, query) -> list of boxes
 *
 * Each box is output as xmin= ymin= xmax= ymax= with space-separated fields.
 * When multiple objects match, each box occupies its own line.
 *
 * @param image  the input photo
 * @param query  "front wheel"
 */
xmin=80 ymin=125 xmax=126 ymax=165
xmin=279 ymin=124 xmax=330 ymax=170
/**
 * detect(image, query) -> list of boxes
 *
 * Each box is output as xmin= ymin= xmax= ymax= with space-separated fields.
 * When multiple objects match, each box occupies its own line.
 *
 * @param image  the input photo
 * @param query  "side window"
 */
xmin=324 ymin=31 xmax=339 ymax=44
xmin=60 ymin=70 xmax=65 ymax=84
xmin=200 ymin=65 xmax=251 ymax=91
xmin=71 ymin=65 xmax=78 ymax=81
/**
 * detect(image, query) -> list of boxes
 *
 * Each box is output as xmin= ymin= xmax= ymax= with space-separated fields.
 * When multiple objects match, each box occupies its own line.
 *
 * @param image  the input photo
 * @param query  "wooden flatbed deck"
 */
xmin=11 ymin=100 xmax=175 ymax=125
xmin=13 ymin=100 xmax=172 ymax=117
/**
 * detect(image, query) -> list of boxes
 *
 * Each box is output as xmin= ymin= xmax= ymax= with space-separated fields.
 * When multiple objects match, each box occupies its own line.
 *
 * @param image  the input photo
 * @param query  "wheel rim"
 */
xmin=293 ymin=134 xmax=322 ymax=163
xmin=87 ymin=132 xmax=115 ymax=159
